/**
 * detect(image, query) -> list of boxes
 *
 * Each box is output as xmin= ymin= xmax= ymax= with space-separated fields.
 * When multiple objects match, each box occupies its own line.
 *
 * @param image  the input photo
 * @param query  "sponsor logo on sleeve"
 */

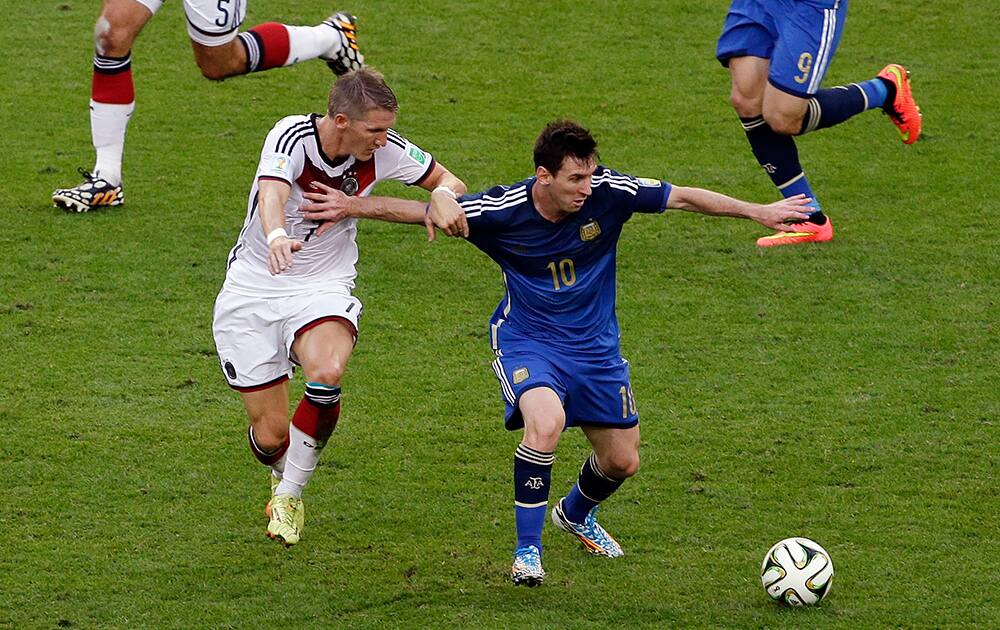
xmin=637 ymin=177 xmax=660 ymax=187
xmin=407 ymin=146 xmax=428 ymax=165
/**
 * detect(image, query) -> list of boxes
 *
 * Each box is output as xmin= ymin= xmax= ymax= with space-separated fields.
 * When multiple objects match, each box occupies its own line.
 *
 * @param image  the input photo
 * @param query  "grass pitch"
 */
xmin=2 ymin=1 xmax=998 ymax=627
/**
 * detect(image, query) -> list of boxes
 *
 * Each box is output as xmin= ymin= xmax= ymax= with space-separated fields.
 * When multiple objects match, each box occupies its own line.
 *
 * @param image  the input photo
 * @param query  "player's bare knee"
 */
xmin=762 ymin=109 xmax=801 ymax=136
xmin=730 ymin=88 xmax=762 ymax=118
xmin=94 ymin=15 xmax=135 ymax=56
xmin=193 ymin=41 xmax=244 ymax=80
xmin=195 ymin=57 xmax=231 ymax=81
xmin=523 ymin=416 xmax=564 ymax=451
xmin=603 ymin=452 xmax=640 ymax=479
xmin=306 ymin=363 xmax=345 ymax=388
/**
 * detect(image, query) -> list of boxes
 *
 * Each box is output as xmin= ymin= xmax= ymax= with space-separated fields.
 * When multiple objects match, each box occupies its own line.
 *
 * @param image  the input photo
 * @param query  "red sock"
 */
xmin=291 ymin=396 xmax=340 ymax=445
xmin=240 ymin=23 xmax=290 ymax=72
xmin=92 ymin=53 xmax=135 ymax=104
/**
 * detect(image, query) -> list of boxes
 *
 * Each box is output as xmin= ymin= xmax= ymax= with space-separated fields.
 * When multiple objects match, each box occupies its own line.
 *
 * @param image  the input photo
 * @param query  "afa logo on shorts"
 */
xmin=513 ymin=367 xmax=530 ymax=384
xmin=407 ymin=146 xmax=427 ymax=165
xmin=223 ymin=360 xmax=238 ymax=381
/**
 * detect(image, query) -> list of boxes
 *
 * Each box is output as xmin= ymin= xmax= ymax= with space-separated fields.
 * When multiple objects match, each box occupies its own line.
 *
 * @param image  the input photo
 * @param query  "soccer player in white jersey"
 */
xmin=52 ymin=0 xmax=364 ymax=213
xmin=212 ymin=68 xmax=468 ymax=546
xmin=301 ymin=119 xmax=812 ymax=584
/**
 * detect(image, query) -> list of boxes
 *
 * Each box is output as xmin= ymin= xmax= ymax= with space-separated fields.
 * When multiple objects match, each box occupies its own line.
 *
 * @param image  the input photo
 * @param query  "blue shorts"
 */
xmin=716 ymin=0 xmax=848 ymax=97
xmin=490 ymin=341 xmax=639 ymax=431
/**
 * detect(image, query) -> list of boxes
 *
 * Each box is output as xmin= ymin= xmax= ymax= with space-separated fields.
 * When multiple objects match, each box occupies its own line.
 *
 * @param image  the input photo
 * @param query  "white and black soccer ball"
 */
xmin=760 ymin=537 xmax=834 ymax=606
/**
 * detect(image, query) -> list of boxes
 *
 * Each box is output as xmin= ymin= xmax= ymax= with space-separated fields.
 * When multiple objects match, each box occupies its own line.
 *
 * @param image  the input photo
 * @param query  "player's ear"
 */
xmin=536 ymin=165 xmax=552 ymax=185
xmin=332 ymin=112 xmax=351 ymax=129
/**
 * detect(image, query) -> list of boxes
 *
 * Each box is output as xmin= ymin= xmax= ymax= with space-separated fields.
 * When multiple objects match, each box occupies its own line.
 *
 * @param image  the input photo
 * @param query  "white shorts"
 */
xmin=134 ymin=0 xmax=247 ymax=46
xmin=212 ymin=288 xmax=363 ymax=391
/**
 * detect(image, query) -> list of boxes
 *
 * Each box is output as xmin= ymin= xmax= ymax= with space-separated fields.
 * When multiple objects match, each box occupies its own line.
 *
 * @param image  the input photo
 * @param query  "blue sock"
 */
xmin=740 ymin=116 xmax=822 ymax=217
xmin=562 ymin=453 xmax=625 ymax=524
xmin=800 ymin=80 xmax=887 ymax=135
xmin=513 ymin=444 xmax=554 ymax=551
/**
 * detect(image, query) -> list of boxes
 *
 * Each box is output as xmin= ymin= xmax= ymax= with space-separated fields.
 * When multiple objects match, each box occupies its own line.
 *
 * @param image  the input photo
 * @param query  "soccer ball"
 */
xmin=760 ymin=537 xmax=834 ymax=606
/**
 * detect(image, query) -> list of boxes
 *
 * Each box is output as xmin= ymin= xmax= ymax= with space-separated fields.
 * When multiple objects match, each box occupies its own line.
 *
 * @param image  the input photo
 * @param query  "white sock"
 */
xmin=90 ymin=100 xmax=133 ymax=186
xmin=284 ymin=24 xmax=337 ymax=66
xmin=275 ymin=423 xmax=326 ymax=498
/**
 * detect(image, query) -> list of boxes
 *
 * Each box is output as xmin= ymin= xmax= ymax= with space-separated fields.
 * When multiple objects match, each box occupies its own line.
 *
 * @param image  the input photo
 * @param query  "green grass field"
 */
xmin=2 ymin=0 xmax=998 ymax=627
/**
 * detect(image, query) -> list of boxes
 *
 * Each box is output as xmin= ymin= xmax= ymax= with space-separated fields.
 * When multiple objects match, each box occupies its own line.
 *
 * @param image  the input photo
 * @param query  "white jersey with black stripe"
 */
xmin=222 ymin=114 xmax=436 ymax=298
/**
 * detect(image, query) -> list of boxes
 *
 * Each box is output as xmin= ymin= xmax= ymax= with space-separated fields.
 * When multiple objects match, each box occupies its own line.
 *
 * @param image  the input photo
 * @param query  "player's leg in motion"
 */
xmin=551 ymin=425 xmax=638 ymax=558
xmin=188 ymin=2 xmax=364 ymax=81
xmin=52 ymin=0 xmax=155 ymax=212
xmin=722 ymin=0 xmax=921 ymax=247
xmin=240 ymin=384 xmax=292 ymax=512
xmin=510 ymin=388 xmax=563 ymax=587
xmin=266 ymin=320 xmax=353 ymax=546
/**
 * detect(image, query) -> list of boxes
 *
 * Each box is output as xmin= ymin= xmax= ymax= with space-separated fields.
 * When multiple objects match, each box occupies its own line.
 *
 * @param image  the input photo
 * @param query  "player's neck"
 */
xmin=531 ymin=183 xmax=570 ymax=223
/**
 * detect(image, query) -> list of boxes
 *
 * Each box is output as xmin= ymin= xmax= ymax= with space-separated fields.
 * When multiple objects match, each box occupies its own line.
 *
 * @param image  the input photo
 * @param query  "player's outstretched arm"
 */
xmin=418 ymin=163 xmax=469 ymax=241
xmin=666 ymin=186 xmax=813 ymax=231
xmin=259 ymin=179 xmax=302 ymax=275
xmin=301 ymin=181 xmax=426 ymax=236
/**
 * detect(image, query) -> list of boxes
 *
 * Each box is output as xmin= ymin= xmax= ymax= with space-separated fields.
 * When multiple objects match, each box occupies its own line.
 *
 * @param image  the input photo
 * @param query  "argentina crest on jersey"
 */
xmin=579 ymin=219 xmax=601 ymax=242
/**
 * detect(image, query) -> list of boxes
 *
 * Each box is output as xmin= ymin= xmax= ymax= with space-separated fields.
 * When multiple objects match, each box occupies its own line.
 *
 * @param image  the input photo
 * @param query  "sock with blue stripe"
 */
xmin=513 ymin=444 xmax=554 ymax=552
xmin=740 ymin=115 xmax=823 ymax=221
xmin=561 ymin=452 xmax=626 ymax=524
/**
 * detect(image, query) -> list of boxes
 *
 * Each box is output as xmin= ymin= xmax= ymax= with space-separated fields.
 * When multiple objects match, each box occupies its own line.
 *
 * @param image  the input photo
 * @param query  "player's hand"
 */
xmin=267 ymin=236 xmax=303 ymax=275
xmin=751 ymin=194 xmax=814 ymax=231
xmin=301 ymin=181 xmax=354 ymax=237
xmin=425 ymin=190 xmax=468 ymax=242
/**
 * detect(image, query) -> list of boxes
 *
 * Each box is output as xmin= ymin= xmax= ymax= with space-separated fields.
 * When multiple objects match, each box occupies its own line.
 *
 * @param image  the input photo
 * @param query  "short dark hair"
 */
xmin=533 ymin=120 xmax=598 ymax=175
xmin=328 ymin=68 xmax=399 ymax=120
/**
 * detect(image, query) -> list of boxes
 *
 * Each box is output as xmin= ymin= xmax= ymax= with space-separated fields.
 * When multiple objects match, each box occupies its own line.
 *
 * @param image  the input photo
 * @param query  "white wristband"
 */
xmin=266 ymin=228 xmax=288 ymax=246
xmin=433 ymin=186 xmax=457 ymax=200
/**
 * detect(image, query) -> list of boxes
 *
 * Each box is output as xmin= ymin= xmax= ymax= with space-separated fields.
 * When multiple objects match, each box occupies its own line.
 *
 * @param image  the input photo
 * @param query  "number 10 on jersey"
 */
xmin=547 ymin=258 xmax=576 ymax=290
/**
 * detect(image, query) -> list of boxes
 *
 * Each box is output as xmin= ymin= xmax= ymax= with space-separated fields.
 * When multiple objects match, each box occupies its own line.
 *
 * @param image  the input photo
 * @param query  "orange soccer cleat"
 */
xmin=878 ymin=64 xmax=922 ymax=144
xmin=756 ymin=217 xmax=834 ymax=247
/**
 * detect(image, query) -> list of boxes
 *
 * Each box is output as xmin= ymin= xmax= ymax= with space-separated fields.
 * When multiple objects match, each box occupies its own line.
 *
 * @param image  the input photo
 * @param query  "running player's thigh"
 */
xmin=291 ymin=319 xmax=357 ymax=384
xmin=519 ymin=387 xmax=567 ymax=447
xmin=729 ymin=56 xmax=770 ymax=115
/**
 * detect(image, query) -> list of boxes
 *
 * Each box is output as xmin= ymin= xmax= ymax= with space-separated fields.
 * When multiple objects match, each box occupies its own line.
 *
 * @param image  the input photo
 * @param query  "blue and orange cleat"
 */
xmin=551 ymin=499 xmax=623 ymax=558
xmin=756 ymin=217 xmax=834 ymax=247
xmin=878 ymin=64 xmax=922 ymax=144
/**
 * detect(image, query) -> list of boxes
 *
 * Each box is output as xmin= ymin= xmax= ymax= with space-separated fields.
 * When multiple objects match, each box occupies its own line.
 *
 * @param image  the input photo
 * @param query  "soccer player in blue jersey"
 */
xmin=717 ymin=0 xmax=922 ymax=246
xmin=301 ymin=119 xmax=812 ymax=585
